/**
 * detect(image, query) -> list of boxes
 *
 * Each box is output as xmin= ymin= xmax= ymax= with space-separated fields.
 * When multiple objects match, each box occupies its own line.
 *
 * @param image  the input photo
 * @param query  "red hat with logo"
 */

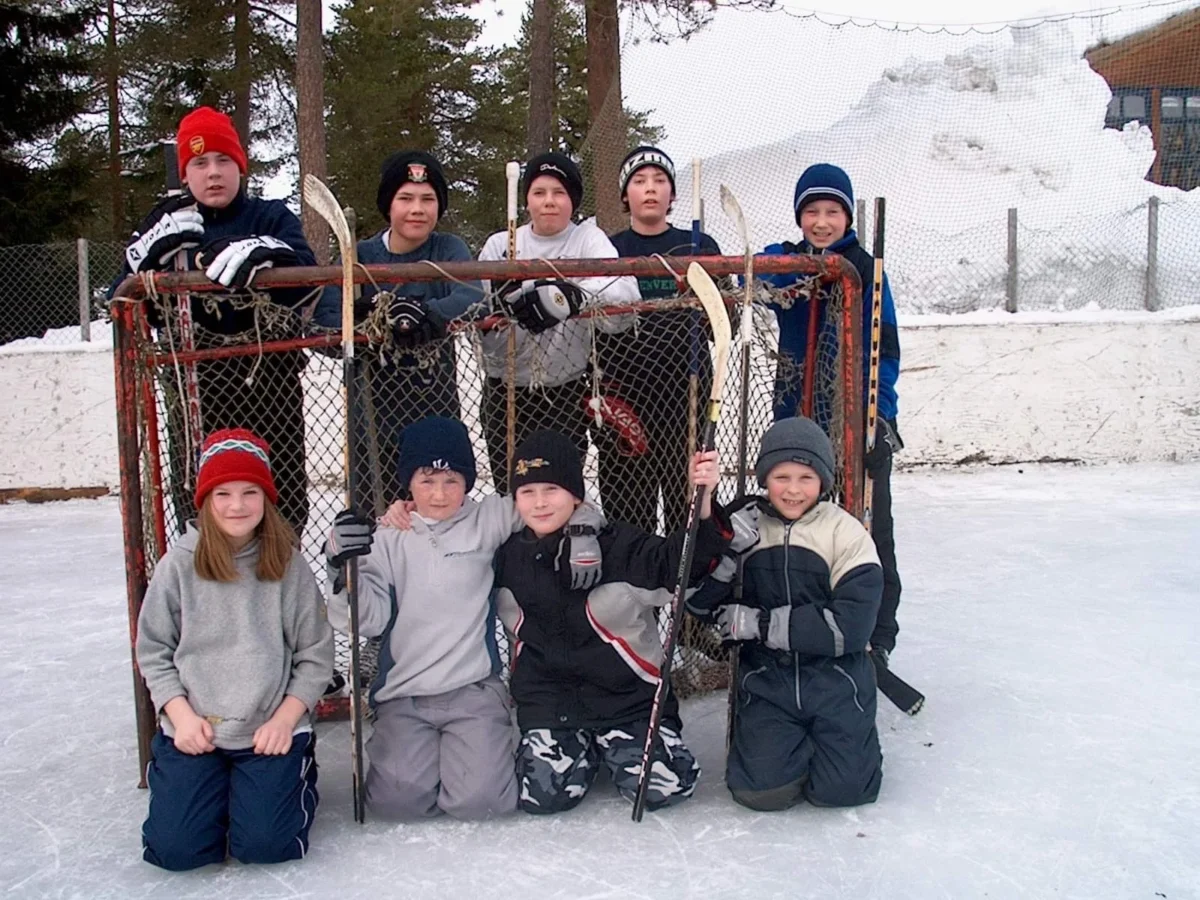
xmin=194 ymin=428 xmax=278 ymax=510
xmin=176 ymin=106 xmax=248 ymax=180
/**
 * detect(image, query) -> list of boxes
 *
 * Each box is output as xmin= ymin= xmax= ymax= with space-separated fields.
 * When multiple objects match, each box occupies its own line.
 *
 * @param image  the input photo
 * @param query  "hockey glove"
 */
xmin=582 ymin=390 xmax=649 ymax=457
xmin=324 ymin=509 xmax=375 ymax=592
xmin=555 ymin=523 xmax=603 ymax=591
xmin=865 ymin=417 xmax=902 ymax=473
xmin=500 ymin=280 xmax=583 ymax=334
xmin=717 ymin=604 xmax=790 ymax=650
xmin=389 ymin=296 xmax=446 ymax=349
xmin=124 ymin=193 xmax=205 ymax=273
xmin=707 ymin=500 xmax=761 ymax=585
xmin=199 ymin=235 xmax=299 ymax=289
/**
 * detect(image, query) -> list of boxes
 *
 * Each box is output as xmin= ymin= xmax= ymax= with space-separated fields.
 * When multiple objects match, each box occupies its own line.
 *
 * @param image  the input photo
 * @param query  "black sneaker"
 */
xmin=322 ymin=672 xmax=347 ymax=697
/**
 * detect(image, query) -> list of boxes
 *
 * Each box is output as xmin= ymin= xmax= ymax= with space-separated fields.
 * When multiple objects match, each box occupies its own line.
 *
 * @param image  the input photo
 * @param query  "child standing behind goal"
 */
xmin=477 ymin=153 xmax=640 ymax=493
xmin=136 ymin=429 xmax=334 ymax=871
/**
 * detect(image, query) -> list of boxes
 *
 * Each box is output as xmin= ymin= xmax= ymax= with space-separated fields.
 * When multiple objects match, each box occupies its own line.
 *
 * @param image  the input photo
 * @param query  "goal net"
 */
xmin=110 ymin=253 xmax=862 ymax=777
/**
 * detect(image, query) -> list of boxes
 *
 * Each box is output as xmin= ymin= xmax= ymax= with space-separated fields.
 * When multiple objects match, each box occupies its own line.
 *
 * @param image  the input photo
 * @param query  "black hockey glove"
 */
xmin=500 ymin=280 xmax=584 ymax=334
xmin=555 ymin=523 xmax=603 ymax=591
xmin=324 ymin=509 xmax=376 ymax=592
xmin=124 ymin=193 xmax=205 ymax=273
xmin=389 ymin=296 xmax=446 ymax=349
xmin=865 ymin=417 xmax=902 ymax=473
xmin=199 ymin=235 xmax=299 ymax=289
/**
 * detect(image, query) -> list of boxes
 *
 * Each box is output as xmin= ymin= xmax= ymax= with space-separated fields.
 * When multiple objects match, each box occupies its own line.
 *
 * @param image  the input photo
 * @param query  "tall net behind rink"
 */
xmin=111 ymin=254 xmax=861 ymax=777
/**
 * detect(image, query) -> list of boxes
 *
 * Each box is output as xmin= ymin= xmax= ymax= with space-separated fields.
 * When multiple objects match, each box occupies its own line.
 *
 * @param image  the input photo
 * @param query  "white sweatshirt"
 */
xmin=478 ymin=220 xmax=640 ymax=386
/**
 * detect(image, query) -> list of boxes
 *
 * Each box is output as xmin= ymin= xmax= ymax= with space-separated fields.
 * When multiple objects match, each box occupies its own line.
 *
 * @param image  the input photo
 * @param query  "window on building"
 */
xmin=1123 ymin=94 xmax=1146 ymax=119
xmin=1163 ymin=96 xmax=1184 ymax=119
xmin=1187 ymin=97 xmax=1200 ymax=117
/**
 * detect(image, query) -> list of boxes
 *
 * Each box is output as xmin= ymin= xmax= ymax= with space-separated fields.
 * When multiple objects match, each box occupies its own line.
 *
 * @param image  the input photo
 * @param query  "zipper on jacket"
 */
xmin=783 ymin=520 xmax=800 ymax=712
xmin=832 ymin=663 xmax=866 ymax=714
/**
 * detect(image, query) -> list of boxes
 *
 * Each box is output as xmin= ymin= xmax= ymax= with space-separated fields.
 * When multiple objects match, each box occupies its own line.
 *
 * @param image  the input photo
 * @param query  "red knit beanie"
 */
xmin=194 ymin=428 xmax=278 ymax=510
xmin=176 ymin=106 xmax=248 ymax=179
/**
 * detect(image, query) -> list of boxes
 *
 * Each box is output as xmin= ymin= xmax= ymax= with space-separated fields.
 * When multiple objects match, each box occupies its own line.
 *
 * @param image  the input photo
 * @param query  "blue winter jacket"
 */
xmin=760 ymin=231 xmax=899 ymax=423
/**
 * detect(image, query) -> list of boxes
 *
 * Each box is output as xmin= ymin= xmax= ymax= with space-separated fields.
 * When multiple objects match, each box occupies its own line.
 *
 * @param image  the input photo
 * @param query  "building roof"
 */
xmin=1085 ymin=7 xmax=1200 ymax=88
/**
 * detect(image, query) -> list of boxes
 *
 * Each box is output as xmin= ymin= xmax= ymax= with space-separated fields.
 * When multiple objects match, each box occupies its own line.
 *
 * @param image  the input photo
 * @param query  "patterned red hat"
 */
xmin=176 ymin=106 xmax=248 ymax=179
xmin=194 ymin=428 xmax=278 ymax=510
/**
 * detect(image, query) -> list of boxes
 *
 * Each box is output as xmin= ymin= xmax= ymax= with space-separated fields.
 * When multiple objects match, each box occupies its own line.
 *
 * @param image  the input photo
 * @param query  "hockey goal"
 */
xmin=110 ymin=253 xmax=862 ymax=782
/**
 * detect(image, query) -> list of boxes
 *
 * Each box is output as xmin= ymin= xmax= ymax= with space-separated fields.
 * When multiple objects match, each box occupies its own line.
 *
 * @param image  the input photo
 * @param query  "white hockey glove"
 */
xmin=709 ymin=501 xmax=761 ymax=584
xmin=200 ymin=235 xmax=299 ymax=289
xmin=124 ymin=194 xmax=205 ymax=273
xmin=500 ymin=279 xmax=583 ymax=334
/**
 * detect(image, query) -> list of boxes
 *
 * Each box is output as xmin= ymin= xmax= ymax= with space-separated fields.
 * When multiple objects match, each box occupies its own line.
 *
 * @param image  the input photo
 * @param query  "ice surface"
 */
xmin=1 ymin=464 xmax=1198 ymax=899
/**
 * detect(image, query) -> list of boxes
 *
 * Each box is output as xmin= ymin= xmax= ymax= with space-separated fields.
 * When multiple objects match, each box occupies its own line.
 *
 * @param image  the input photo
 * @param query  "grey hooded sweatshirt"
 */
xmin=136 ymin=525 xmax=335 ymax=750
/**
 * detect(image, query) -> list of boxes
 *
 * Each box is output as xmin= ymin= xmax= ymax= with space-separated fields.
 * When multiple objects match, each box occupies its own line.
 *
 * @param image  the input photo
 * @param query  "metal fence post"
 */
xmin=77 ymin=237 xmax=91 ymax=341
xmin=1145 ymin=196 xmax=1160 ymax=312
xmin=1006 ymin=208 xmax=1018 ymax=313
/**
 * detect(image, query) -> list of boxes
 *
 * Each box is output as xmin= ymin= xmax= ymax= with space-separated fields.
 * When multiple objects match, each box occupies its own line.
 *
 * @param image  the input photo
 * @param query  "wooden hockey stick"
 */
xmin=504 ymin=160 xmax=521 ymax=490
xmin=302 ymin=174 xmax=367 ymax=822
xmin=863 ymin=197 xmax=925 ymax=717
xmin=718 ymin=184 xmax=754 ymax=756
xmin=632 ymin=262 xmax=731 ymax=822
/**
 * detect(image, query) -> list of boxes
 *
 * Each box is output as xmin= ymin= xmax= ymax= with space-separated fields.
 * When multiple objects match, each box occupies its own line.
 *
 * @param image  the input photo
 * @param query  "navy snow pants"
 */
xmin=142 ymin=730 xmax=318 ymax=871
xmin=727 ymin=650 xmax=882 ymax=811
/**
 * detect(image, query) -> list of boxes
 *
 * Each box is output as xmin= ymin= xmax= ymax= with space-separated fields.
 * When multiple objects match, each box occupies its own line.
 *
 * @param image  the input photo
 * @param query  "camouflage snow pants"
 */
xmin=516 ymin=721 xmax=699 ymax=815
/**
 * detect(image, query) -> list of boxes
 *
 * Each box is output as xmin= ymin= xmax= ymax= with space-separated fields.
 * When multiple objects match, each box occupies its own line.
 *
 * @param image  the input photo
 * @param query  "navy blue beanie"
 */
xmin=793 ymin=163 xmax=854 ymax=227
xmin=396 ymin=416 xmax=476 ymax=493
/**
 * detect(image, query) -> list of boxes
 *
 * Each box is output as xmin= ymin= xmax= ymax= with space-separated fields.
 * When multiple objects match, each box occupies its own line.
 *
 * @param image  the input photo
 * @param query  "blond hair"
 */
xmin=193 ymin=497 xmax=297 ymax=582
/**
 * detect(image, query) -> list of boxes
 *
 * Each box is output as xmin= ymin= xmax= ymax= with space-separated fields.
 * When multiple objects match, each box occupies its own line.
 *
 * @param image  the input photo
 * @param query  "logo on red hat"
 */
xmin=189 ymin=135 xmax=205 ymax=156
xmin=407 ymin=163 xmax=428 ymax=183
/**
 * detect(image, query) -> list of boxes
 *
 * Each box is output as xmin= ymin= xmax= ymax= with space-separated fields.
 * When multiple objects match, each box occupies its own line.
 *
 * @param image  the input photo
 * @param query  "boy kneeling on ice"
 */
xmin=493 ymin=429 xmax=729 ymax=814
xmin=689 ymin=416 xmax=884 ymax=811
xmin=323 ymin=416 xmax=602 ymax=821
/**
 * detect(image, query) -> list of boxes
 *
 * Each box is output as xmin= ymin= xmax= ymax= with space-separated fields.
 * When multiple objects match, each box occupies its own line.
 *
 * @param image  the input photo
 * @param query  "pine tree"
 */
xmin=0 ymin=2 xmax=93 ymax=243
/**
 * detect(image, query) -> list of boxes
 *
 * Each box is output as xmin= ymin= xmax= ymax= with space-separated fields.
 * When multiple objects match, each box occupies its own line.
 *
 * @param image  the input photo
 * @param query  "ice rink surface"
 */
xmin=2 ymin=463 xmax=1197 ymax=900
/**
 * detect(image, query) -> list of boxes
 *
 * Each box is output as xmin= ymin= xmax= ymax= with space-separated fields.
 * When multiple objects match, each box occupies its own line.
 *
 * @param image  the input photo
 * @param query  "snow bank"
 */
xmin=676 ymin=23 xmax=1200 ymax=313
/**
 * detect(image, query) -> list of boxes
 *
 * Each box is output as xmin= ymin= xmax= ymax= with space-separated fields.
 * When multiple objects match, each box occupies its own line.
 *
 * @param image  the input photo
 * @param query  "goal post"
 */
xmin=110 ymin=253 xmax=862 ymax=783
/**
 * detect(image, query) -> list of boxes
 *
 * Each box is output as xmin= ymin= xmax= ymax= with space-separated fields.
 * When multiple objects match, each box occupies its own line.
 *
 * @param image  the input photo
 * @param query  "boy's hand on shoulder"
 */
xmin=556 ymin=524 xmax=602 ymax=591
xmin=379 ymin=499 xmax=417 ymax=530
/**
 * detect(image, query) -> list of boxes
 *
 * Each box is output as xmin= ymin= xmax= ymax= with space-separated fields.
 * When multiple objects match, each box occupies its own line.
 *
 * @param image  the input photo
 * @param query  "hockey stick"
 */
xmin=504 ymin=160 xmax=521 ymax=490
xmin=686 ymin=159 xmax=702 ymax=466
xmin=863 ymin=197 xmax=925 ymax=717
xmin=632 ymin=262 xmax=731 ymax=823
xmin=718 ymin=184 xmax=754 ymax=755
xmin=162 ymin=141 xmax=204 ymax=502
xmin=302 ymin=174 xmax=367 ymax=823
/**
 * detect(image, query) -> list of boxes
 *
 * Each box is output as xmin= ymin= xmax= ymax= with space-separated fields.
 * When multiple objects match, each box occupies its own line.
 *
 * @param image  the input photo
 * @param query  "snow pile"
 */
xmin=679 ymin=23 xmax=1200 ymax=313
xmin=0 ymin=321 xmax=113 ymax=355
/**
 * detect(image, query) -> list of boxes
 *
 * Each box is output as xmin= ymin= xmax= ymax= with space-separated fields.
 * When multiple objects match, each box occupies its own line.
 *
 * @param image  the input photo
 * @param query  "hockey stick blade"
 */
xmin=719 ymin=185 xmax=749 ymax=250
xmin=873 ymin=654 xmax=925 ymax=716
xmin=685 ymin=262 xmax=731 ymax=392
xmin=303 ymin=174 xmax=353 ymax=258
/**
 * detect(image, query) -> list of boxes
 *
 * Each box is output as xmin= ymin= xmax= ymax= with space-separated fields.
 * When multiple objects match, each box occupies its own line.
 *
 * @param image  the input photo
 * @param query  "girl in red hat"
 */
xmin=135 ymin=428 xmax=334 ymax=871
xmin=112 ymin=106 xmax=317 ymax=534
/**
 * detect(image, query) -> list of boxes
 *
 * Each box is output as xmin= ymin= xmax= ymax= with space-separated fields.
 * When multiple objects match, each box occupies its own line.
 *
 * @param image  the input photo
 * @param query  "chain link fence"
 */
xmin=573 ymin=2 xmax=1200 ymax=314
xmin=0 ymin=240 xmax=124 ymax=347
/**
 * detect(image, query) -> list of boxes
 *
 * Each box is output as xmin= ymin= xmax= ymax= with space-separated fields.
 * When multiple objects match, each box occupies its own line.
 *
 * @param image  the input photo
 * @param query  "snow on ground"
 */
xmin=2 ymin=464 xmax=1198 ymax=899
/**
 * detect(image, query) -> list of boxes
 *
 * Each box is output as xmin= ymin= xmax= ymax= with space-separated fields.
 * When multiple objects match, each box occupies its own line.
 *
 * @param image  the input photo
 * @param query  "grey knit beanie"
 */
xmin=755 ymin=416 xmax=835 ymax=493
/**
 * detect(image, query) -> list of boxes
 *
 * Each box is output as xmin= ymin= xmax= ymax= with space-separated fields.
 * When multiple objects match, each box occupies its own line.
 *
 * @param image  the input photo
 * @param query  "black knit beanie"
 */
xmin=521 ymin=152 xmax=584 ymax=216
xmin=511 ymin=429 xmax=585 ymax=501
xmin=396 ymin=416 xmax=476 ymax=493
xmin=376 ymin=150 xmax=449 ymax=221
